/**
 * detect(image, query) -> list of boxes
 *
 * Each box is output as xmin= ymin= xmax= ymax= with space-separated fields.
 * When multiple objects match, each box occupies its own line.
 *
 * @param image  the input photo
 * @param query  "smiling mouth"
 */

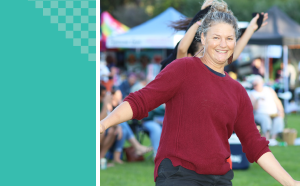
xmin=215 ymin=49 xmax=228 ymax=54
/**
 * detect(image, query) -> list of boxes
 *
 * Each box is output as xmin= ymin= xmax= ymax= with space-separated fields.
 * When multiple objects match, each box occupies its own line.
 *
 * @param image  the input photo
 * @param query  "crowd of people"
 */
xmin=100 ymin=52 xmax=165 ymax=166
xmin=100 ymin=0 xmax=300 ymax=185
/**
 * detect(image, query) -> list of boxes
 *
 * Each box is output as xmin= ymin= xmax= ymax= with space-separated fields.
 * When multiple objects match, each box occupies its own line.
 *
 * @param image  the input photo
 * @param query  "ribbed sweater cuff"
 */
xmin=254 ymin=146 xmax=271 ymax=163
xmin=124 ymin=97 xmax=138 ymax=120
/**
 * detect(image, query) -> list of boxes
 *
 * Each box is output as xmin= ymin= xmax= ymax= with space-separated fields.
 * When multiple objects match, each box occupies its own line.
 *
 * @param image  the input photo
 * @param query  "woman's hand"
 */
xmin=249 ymin=12 xmax=268 ymax=32
xmin=100 ymin=122 xmax=106 ymax=134
xmin=201 ymin=0 xmax=213 ymax=10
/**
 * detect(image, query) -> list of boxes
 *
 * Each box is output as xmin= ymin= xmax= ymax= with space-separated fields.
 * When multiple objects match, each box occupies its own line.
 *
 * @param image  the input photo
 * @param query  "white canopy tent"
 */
xmin=106 ymin=7 xmax=186 ymax=49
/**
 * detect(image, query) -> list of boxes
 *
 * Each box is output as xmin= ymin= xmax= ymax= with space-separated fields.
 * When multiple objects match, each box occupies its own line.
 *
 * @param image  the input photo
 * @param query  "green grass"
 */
xmin=101 ymin=114 xmax=300 ymax=186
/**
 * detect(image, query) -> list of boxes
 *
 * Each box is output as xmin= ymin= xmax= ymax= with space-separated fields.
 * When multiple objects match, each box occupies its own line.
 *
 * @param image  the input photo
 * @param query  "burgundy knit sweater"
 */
xmin=124 ymin=57 xmax=270 ymax=181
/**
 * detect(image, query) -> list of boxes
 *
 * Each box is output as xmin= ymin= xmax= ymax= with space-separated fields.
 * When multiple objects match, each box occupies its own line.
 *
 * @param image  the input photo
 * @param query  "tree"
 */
xmin=100 ymin=0 xmax=300 ymax=28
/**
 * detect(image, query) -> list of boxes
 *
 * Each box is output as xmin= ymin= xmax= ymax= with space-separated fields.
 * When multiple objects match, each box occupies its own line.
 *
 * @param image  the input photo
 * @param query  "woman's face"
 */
xmin=201 ymin=23 xmax=236 ymax=64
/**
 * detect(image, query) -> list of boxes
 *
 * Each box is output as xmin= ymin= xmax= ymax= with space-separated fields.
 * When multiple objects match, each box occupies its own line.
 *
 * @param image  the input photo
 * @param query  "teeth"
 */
xmin=216 ymin=50 xmax=227 ymax=53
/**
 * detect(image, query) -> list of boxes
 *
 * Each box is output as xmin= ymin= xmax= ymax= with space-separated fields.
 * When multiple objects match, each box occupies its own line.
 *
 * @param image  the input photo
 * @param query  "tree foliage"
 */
xmin=100 ymin=0 xmax=300 ymax=28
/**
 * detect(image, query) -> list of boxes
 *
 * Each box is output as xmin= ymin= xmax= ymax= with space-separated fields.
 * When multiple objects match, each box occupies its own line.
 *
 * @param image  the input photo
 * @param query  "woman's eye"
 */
xmin=227 ymin=38 xmax=233 ymax=40
xmin=213 ymin=37 xmax=219 ymax=39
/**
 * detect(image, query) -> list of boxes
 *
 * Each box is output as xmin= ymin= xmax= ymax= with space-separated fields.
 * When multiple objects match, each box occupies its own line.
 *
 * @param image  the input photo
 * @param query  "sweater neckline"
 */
xmin=193 ymin=57 xmax=230 ymax=81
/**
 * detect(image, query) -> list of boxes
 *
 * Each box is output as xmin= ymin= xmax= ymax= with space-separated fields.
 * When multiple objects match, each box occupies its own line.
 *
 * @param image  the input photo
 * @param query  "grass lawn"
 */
xmin=100 ymin=114 xmax=300 ymax=186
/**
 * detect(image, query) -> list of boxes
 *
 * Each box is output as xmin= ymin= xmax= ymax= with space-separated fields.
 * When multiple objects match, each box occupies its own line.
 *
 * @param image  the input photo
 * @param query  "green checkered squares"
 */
xmin=58 ymin=8 xmax=66 ymax=16
xmin=73 ymin=23 xmax=81 ymax=31
xmin=43 ymin=8 xmax=51 ymax=16
xmin=73 ymin=38 xmax=81 ymax=46
xmin=89 ymin=1 xmax=96 ymax=8
xmin=89 ymin=53 xmax=96 ymax=61
xmin=51 ymin=8 xmax=58 ymax=16
xmin=35 ymin=1 xmax=43 ymax=8
xmin=89 ymin=31 xmax=96 ymax=38
xmin=89 ymin=46 xmax=96 ymax=53
xmin=81 ymin=39 xmax=88 ymax=46
xmin=81 ymin=31 xmax=88 ymax=38
xmin=88 ymin=8 xmax=96 ymax=16
xmin=66 ymin=23 xmax=73 ymax=31
xmin=58 ymin=16 xmax=66 ymax=23
xmin=66 ymin=31 xmax=73 ymax=38
xmin=81 ymin=1 xmax=89 ymax=8
xmin=66 ymin=1 xmax=73 ymax=8
xmin=66 ymin=8 xmax=73 ymax=15
xmin=89 ymin=16 xmax=96 ymax=23
xmin=43 ymin=1 xmax=50 ymax=8
xmin=81 ymin=16 xmax=89 ymax=23
xmin=58 ymin=23 xmax=66 ymax=31
xmin=66 ymin=16 xmax=73 ymax=23
xmin=89 ymin=39 xmax=96 ymax=46
xmin=74 ymin=16 xmax=81 ymax=23
xmin=73 ymin=1 xmax=81 ymax=8
xmin=58 ymin=1 xmax=66 ymax=8
xmin=89 ymin=23 xmax=96 ymax=31
xmin=81 ymin=8 xmax=88 ymax=16
xmin=81 ymin=46 xmax=88 ymax=54
xmin=51 ymin=16 xmax=58 ymax=23
xmin=34 ymin=0 xmax=96 ymax=61
xmin=73 ymin=8 xmax=81 ymax=16
xmin=50 ymin=1 xmax=58 ymax=8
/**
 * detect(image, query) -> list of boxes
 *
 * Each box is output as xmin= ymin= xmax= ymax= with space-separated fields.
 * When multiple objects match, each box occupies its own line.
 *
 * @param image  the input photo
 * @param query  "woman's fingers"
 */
xmin=263 ymin=13 xmax=268 ymax=21
xmin=261 ymin=22 xmax=268 ymax=27
xmin=201 ymin=0 xmax=213 ymax=10
xmin=253 ymin=13 xmax=259 ymax=21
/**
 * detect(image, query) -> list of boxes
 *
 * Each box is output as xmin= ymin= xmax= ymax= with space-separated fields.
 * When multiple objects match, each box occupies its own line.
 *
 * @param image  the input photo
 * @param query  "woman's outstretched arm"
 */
xmin=257 ymin=152 xmax=300 ymax=186
xmin=177 ymin=21 xmax=201 ymax=59
xmin=100 ymin=101 xmax=133 ymax=134
xmin=176 ymin=0 xmax=213 ymax=59
xmin=233 ymin=13 xmax=268 ymax=61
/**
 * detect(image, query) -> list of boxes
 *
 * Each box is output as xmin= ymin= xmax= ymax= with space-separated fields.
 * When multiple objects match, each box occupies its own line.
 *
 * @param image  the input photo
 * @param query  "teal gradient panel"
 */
xmin=1 ymin=1 xmax=96 ymax=185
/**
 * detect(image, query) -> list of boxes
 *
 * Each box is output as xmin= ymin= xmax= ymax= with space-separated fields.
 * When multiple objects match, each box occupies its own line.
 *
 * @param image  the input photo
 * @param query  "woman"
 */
xmin=100 ymin=1 xmax=299 ymax=185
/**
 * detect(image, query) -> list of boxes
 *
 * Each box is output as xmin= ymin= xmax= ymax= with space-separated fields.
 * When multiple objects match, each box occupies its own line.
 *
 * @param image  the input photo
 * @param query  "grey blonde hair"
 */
xmin=196 ymin=0 xmax=239 ymax=41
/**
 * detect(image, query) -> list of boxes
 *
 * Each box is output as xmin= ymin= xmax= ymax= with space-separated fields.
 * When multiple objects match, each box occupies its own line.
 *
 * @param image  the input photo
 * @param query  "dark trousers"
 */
xmin=156 ymin=159 xmax=234 ymax=186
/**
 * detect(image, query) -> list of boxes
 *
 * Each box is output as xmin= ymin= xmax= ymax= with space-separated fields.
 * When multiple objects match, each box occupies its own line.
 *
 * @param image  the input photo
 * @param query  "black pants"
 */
xmin=156 ymin=159 xmax=234 ymax=186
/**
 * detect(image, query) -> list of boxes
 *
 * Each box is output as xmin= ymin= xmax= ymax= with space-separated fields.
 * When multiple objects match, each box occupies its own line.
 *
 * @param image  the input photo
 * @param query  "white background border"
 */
xmin=96 ymin=0 xmax=100 ymax=185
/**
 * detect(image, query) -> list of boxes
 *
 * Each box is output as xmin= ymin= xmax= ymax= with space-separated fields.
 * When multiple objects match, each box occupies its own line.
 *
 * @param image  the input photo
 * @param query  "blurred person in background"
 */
xmin=100 ymin=84 xmax=118 ymax=167
xmin=147 ymin=55 xmax=162 ymax=82
xmin=251 ymin=57 xmax=265 ymax=77
xmin=130 ymin=74 xmax=148 ymax=93
xmin=249 ymin=75 xmax=284 ymax=146
xmin=100 ymin=60 xmax=110 ymax=87
xmin=140 ymin=55 xmax=150 ymax=76
xmin=100 ymin=1 xmax=300 ymax=185
xmin=101 ymin=54 xmax=118 ymax=92
xmin=108 ymin=87 xmax=153 ymax=164
xmin=298 ymin=60 xmax=300 ymax=83
xmin=119 ymin=73 xmax=137 ymax=99
xmin=126 ymin=54 xmax=141 ymax=73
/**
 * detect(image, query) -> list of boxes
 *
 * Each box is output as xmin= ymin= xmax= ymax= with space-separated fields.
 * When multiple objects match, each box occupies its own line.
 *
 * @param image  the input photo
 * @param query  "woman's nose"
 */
xmin=219 ymin=38 xmax=227 ymax=47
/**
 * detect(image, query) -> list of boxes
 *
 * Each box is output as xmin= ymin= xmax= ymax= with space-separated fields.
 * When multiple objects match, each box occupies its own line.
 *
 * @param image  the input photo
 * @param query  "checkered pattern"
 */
xmin=35 ymin=1 xmax=96 ymax=61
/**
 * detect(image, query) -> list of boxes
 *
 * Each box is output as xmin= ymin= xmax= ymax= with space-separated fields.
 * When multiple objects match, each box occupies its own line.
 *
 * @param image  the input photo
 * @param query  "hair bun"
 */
xmin=209 ymin=0 xmax=233 ymax=15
